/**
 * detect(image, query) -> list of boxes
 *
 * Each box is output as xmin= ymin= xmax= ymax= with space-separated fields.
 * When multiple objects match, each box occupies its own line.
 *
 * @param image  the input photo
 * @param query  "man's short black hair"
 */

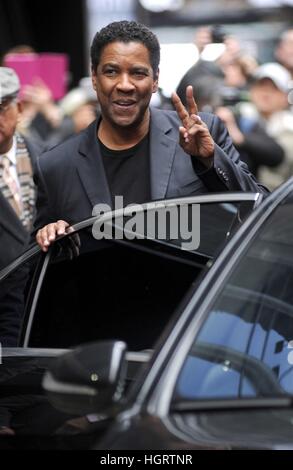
xmin=90 ymin=20 xmax=160 ymax=76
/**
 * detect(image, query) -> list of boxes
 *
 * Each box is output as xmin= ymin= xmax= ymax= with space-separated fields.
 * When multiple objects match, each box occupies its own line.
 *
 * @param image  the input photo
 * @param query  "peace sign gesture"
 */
xmin=172 ymin=85 xmax=215 ymax=163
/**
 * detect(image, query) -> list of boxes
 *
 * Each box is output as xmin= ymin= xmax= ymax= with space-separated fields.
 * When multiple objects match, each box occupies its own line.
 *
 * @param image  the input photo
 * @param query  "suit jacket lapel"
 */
xmin=0 ymin=190 xmax=27 ymax=243
xmin=149 ymin=108 xmax=177 ymax=200
xmin=77 ymin=120 xmax=112 ymax=209
xmin=77 ymin=111 xmax=178 ymax=208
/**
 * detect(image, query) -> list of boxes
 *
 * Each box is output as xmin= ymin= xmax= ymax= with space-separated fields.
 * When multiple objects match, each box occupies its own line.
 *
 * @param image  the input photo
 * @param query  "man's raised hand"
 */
xmin=172 ymin=85 xmax=215 ymax=165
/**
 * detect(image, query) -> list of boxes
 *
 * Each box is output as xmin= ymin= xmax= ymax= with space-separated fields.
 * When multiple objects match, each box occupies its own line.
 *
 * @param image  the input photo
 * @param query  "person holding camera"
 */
xmin=216 ymin=63 xmax=291 ymax=184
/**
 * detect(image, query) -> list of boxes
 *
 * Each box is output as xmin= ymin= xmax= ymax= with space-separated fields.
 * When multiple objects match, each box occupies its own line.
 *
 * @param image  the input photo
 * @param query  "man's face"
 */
xmin=92 ymin=41 xmax=158 ymax=129
xmin=250 ymin=78 xmax=288 ymax=117
xmin=0 ymin=98 xmax=21 ymax=153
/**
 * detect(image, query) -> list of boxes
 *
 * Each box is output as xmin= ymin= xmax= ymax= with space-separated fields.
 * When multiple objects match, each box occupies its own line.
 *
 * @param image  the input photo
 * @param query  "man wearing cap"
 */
xmin=249 ymin=63 xmax=293 ymax=189
xmin=0 ymin=67 xmax=42 ymax=269
xmin=215 ymin=62 xmax=287 ymax=181
xmin=0 ymin=67 xmax=43 ymax=347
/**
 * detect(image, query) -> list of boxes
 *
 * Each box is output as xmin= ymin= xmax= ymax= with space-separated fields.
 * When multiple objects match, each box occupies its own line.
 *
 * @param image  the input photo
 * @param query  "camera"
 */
xmin=220 ymin=86 xmax=250 ymax=108
xmin=211 ymin=26 xmax=226 ymax=44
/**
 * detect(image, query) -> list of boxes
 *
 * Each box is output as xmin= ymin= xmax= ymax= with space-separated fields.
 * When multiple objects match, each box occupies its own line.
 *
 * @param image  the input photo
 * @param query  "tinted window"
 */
xmin=28 ymin=230 xmax=198 ymax=350
xmin=174 ymin=197 xmax=293 ymax=402
xmin=107 ymin=200 xmax=253 ymax=258
xmin=25 ymin=199 xmax=253 ymax=351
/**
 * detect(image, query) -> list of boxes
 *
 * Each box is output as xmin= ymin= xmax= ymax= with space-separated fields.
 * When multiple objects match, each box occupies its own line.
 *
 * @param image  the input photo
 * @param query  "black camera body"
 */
xmin=220 ymin=86 xmax=250 ymax=108
xmin=211 ymin=26 xmax=226 ymax=43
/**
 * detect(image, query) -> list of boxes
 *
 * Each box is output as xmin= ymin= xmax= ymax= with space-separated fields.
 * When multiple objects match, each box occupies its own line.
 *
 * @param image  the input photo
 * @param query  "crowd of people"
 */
xmin=176 ymin=26 xmax=293 ymax=189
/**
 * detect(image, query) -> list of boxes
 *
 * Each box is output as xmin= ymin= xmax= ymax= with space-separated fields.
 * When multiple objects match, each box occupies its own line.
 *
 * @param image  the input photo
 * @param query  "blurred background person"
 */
xmin=275 ymin=29 xmax=293 ymax=79
xmin=18 ymin=78 xmax=65 ymax=144
xmin=175 ymin=26 xmax=257 ymax=106
xmin=59 ymin=78 xmax=98 ymax=134
xmin=176 ymin=26 xmax=229 ymax=107
xmin=217 ymin=62 xmax=292 ymax=189
xmin=1 ymin=46 xmax=65 ymax=145
xmin=188 ymin=75 xmax=223 ymax=113
xmin=220 ymin=53 xmax=258 ymax=102
xmin=2 ymin=45 xmax=100 ymax=148
xmin=250 ymin=63 xmax=293 ymax=189
xmin=0 ymin=67 xmax=42 ymax=269
xmin=174 ymin=25 xmax=285 ymax=182
xmin=0 ymin=67 xmax=43 ymax=347
xmin=215 ymin=103 xmax=284 ymax=181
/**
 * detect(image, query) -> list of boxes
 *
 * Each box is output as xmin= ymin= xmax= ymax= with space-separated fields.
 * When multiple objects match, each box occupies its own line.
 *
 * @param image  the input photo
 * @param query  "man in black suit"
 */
xmin=0 ymin=67 xmax=42 ymax=268
xmin=35 ymin=20 xmax=268 ymax=251
xmin=0 ymin=68 xmax=42 ymax=346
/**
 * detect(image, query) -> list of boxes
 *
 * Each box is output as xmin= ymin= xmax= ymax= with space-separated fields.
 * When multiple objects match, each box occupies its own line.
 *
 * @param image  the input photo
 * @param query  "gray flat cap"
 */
xmin=0 ymin=67 xmax=20 ymax=102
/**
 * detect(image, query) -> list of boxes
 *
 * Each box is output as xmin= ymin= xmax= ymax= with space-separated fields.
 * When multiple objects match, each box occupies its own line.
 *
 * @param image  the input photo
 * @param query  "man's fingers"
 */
xmin=47 ymin=220 xmax=68 ymax=241
xmin=171 ymin=91 xmax=189 ymax=127
xmin=172 ymin=87 xmax=199 ymax=129
xmin=36 ymin=220 xmax=70 ymax=252
xmin=56 ymin=220 xmax=70 ymax=235
xmin=186 ymin=86 xmax=198 ymax=116
xmin=179 ymin=126 xmax=189 ymax=144
xmin=179 ymin=116 xmax=205 ymax=141
xmin=47 ymin=225 xmax=57 ymax=242
xmin=190 ymin=113 xmax=203 ymax=125
xmin=36 ymin=228 xmax=49 ymax=252
xmin=186 ymin=125 xmax=205 ymax=137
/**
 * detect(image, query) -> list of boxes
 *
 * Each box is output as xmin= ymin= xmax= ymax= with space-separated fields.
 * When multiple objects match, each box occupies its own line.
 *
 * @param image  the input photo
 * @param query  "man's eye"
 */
xmin=133 ymin=71 xmax=147 ymax=77
xmin=105 ymin=69 xmax=117 ymax=76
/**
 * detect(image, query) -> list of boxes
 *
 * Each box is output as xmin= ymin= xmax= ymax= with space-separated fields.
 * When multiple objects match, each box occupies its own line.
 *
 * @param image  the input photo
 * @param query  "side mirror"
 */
xmin=43 ymin=340 xmax=127 ymax=415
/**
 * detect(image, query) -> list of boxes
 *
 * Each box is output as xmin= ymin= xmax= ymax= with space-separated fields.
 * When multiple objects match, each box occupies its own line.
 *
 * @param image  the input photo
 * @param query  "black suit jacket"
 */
xmin=0 ymin=137 xmax=42 ymax=270
xmin=33 ymin=108 xmax=269 ymax=233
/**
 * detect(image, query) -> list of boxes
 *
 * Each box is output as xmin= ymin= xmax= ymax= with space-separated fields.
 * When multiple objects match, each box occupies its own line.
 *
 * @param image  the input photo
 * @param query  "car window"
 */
xmin=102 ymin=200 xmax=255 ymax=258
xmin=25 ymin=199 xmax=255 ymax=351
xmin=27 ymin=230 xmax=199 ymax=350
xmin=173 ymin=196 xmax=293 ymax=403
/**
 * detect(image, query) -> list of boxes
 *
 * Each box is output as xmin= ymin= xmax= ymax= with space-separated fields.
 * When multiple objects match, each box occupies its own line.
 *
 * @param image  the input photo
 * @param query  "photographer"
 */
xmin=217 ymin=62 xmax=293 ymax=185
xmin=176 ymin=26 xmax=240 ymax=107
xmin=215 ymin=103 xmax=284 ymax=179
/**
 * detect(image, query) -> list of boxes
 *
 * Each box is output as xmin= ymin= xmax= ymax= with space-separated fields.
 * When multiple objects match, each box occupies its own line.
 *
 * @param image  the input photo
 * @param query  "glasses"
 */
xmin=0 ymin=98 xmax=17 ymax=114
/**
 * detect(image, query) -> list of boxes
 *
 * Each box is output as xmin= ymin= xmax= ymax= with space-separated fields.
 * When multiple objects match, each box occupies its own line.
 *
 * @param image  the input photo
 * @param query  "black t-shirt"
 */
xmin=99 ymin=134 xmax=151 ymax=207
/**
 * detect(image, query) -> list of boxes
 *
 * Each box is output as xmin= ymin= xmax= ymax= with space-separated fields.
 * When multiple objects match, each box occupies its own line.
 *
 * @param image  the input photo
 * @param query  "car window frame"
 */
xmin=0 ymin=193 xmax=261 ymax=349
xmin=0 ymin=192 xmax=262 ymax=285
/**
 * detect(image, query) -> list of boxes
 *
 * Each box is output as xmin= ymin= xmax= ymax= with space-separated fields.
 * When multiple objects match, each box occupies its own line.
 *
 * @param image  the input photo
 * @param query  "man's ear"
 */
xmin=91 ymin=69 xmax=97 ymax=91
xmin=16 ymin=101 xmax=23 ymax=123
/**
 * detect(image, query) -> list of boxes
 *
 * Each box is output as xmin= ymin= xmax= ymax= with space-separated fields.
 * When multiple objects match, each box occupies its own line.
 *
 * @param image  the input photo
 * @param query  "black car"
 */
xmin=43 ymin=178 xmax=293 ymax=450
xmin=0 ymin=192 xmax=262 ymax=448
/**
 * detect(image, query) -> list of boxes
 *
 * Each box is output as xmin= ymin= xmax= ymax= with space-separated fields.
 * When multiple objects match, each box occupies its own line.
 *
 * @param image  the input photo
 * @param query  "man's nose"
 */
xmin=116 ymin=73 xmax=135 ymax=92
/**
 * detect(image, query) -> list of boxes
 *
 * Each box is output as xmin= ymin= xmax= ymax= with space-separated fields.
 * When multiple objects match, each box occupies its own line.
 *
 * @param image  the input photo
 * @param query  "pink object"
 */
xmin=4 ymin=53 xmax=68 ymax=100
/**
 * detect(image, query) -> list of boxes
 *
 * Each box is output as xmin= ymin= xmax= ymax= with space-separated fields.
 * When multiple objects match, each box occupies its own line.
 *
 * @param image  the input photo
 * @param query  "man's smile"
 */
xmin=112 ymin=99 xmax=137 ymax=110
